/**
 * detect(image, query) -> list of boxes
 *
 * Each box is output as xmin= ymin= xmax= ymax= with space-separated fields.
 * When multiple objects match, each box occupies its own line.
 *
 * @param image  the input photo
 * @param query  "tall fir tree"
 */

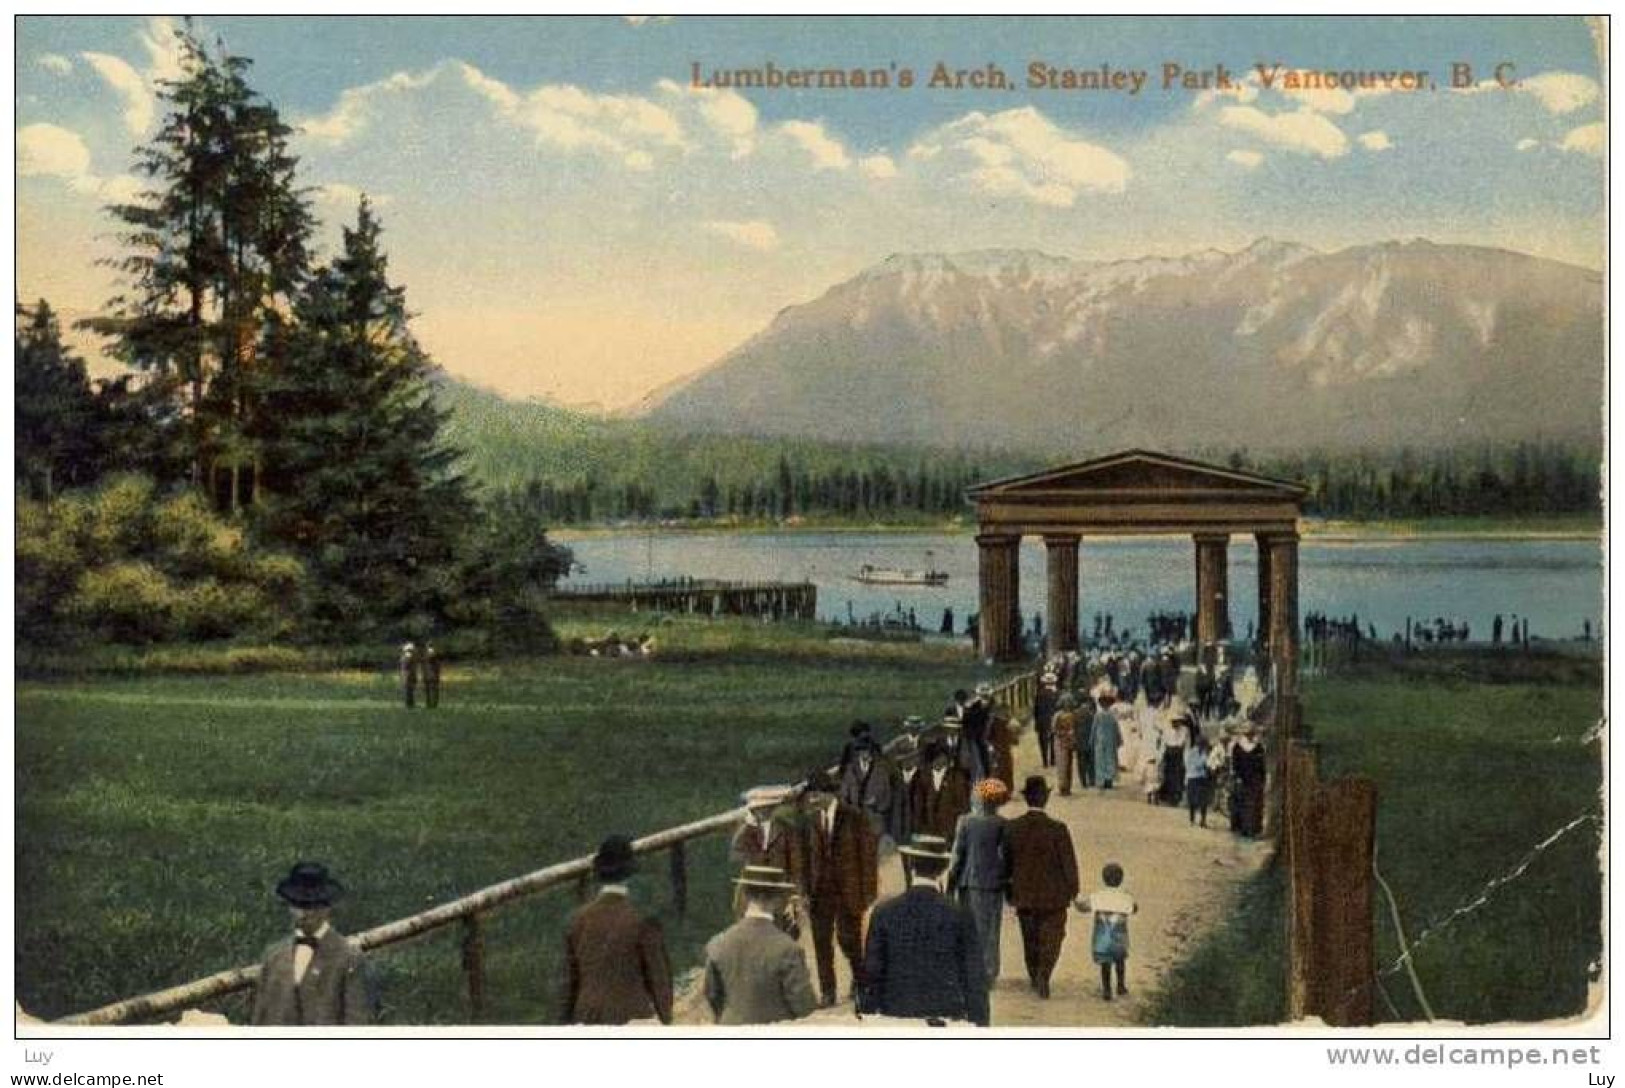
xmin=87 ymin=20 xmax=312 ymax=505
xmin=255 ymin=198 xmax=474 ymax=636
xmin=15 ymin=300 xmax=101 ymax=499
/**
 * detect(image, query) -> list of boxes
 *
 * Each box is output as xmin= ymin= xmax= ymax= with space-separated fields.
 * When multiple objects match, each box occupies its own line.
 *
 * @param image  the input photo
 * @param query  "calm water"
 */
xmin=561 ymin=531 xmax=1604 ymax=642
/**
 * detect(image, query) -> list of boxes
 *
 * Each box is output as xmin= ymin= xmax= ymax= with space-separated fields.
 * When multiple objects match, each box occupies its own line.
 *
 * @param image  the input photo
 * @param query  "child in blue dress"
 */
xmin=1077 ymin=862 xmax=1137 ymax=1000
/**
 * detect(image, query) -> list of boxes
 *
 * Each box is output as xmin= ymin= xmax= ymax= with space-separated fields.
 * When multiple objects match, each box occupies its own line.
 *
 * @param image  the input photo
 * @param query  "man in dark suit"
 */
xmin=839 ymin=734 xmax=906 ymax=846
xmin=799 ymin=769 xmax=878 ymax=1007
xmin=949 ymin=779 xmax=1012 ymax=984
xmin=703 ymin=866 xmax=818 ymax=1025
xmin=860 ymin=833 xmax=989 ymax=1026
xmin=1005 ymin=776 xmax=1079 ymax=998
xmin=729 ymin=786 xmax=804 ymax=936
xmin=250 ymin=862 xmax=376 ymax=1025
xmin=421 ymin=643 xmax=442 ymax=708
xmin=907 ymin=741 xmax=972 ymax=840
xmin=560 ymin=835 xmax=674 ymax=1025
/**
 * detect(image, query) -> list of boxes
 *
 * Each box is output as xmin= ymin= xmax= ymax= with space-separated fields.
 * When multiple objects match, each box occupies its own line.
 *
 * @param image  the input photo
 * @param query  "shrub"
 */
xmin=62 ymin=561 xmax=178 ymax=643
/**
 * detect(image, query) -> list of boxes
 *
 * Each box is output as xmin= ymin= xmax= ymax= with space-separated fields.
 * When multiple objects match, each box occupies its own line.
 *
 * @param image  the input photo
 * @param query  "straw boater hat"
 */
xmin=897 ymin=833 xmax=952 ymax=861
xmin=733 ymin=865 xmax=798 ymax=891
xmin=974 ymin=682 xmax=994 ymax=698
xmin=903 ymin=715 xmax=926 ymax=731
xmin=940 ymin=715 xmax=962 ymax=730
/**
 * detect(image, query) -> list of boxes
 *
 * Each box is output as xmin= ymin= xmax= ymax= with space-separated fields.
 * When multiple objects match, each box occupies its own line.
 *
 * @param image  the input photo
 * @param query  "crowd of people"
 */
xmin=253 ymin=649 xmax=1273 ymax=1030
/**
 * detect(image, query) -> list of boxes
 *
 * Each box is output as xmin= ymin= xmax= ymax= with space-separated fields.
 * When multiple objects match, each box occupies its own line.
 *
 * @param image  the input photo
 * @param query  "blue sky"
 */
xmin=16 ymin=15 xmax=1606 ymax=408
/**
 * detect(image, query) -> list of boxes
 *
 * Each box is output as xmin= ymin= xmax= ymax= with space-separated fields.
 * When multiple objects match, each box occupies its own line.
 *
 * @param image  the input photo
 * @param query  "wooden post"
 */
xmin=1266 ymin=532 xmax=1301 ymax=841
xmin=1285 ymin=742 xmax=1320 ymax=1021
xmin=1194 ymin=533 xmax=1231 ymax=654
xmin=1255 ymin=533 xmax=1274 ymax=651
xmin=976 ymin=533 xmax=1021 ymax=661
xmin=669 ymin=841 xmax=688 ymax=921
xmin=461 ymin=912 xmax=486 ymax=1022
xmin=1311 ymin=777 xmax=1378 ymax=1026
xmin=1043 ymin=535 xmax=1080 ymax=654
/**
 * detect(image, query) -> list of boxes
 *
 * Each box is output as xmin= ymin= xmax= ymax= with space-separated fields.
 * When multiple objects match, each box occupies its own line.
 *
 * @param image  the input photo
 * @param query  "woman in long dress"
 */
xmin=1091 ymin=692 xmax=1123 ymax=788
xmin=1230 ymin=728 xmax=1268 ymax=837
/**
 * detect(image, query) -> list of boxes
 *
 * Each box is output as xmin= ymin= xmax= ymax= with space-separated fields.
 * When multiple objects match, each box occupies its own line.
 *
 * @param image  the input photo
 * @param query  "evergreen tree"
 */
xmin=15 ymin=300 xmax=101 ymax=498
xmin=87 ymin=20 xmax=312 ymax=503
xmin=254 ymin=199 xmax=472 ymax=635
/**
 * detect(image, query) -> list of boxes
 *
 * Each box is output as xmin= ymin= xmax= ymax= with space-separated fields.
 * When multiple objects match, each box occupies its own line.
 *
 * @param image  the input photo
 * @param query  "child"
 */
xmin=1139 ymin=750 xmax=1160 ymax=805
xmin=1076 ymin=862 xmax=1137 ymax=1000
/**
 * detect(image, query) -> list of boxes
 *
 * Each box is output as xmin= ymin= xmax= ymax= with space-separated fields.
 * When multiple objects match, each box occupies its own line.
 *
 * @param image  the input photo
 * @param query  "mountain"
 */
xmin=641 ymin=240 xmax=1604 ymax=450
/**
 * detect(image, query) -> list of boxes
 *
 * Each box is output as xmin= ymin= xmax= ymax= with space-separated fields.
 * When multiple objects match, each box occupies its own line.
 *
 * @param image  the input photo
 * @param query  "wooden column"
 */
xmin=1043 ymin=535 xmax=1080 ymax=654
xmin=1194 ymin=533 xmax=1231 ymax=652
xmin=977 ymin=533 xmax=1021 ymax=661
xmin=1255 ymin=533 xmax=1274 ymax=649
xmin=1265 ymin=531 xmax=1301 ymax=843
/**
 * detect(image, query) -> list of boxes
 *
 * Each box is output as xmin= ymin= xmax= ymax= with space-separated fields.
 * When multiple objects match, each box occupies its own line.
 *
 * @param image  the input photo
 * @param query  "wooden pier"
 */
xmin=550 ymin=578 xmax=817 ymax=621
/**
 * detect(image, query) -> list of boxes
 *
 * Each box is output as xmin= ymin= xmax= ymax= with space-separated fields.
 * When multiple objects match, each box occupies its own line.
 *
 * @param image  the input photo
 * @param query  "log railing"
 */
xmin=51 ymin=669 xmax=1037 ymax=1027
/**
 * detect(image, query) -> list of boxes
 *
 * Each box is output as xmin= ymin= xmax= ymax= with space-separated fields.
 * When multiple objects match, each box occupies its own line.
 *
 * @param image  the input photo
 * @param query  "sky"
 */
xmin=15 ymin=16 xmax=1607 ymax=411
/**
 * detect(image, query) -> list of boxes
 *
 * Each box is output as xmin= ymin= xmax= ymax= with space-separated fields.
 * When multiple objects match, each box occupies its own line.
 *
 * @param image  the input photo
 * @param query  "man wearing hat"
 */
xmin=560 ymin=835 xmax=674 ymax=1025
xmin=1051 ymin=692 xmax=1080 ymax=796
xmin=838 ymin=732 xmax=906 ymax=847
xmin=398 ymin=641 xmax=419 ymax=709
xmin=859 ymin=834 xmax=990 ymax=1026
xmin=730 ymin=786 xmax=804 ymax=936
xmin=1005 ymin=777 xmax=1079 ymax=998
xmin=961 ymin=684 xmax=995 ymax=782
xmin=1034 ymin=672 xmax=1058 ymax=768
xmin=703 ymin=866 xmax=818 ymax=1025
xmin=798 ymin=769 xmax=878 ymax=1007
xmin=949 ymin=779 xmax=1012 ymax=983
xmin=250 ymin=862 xmax=375 ymax=1025
xmin=907 ymin=741 xmax=972 ymax=841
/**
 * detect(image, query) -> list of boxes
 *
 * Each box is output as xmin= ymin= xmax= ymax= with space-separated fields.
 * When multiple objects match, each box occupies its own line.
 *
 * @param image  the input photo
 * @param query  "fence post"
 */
xmin=1285 ymin=741 xmax=1320 ymax=1022
xmin=575 ymin=873 xmax=592 ymax=903
xmin=461 ymin=913 xmax=486 ymax=1022
xmin=669 ymin=842 xmax=688 ymax=921
xmin=1311 ymin=777 xmax=1379 ymax=1026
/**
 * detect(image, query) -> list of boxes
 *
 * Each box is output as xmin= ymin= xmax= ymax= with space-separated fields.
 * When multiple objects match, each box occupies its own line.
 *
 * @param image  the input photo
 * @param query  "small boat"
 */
xmin=854 ymin=553 xmax=949 ymax=586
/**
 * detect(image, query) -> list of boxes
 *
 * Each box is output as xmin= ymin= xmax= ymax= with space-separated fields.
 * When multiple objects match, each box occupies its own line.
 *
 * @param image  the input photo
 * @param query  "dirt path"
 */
xmin=676 ymin=722 xmax=1269 ymax=1028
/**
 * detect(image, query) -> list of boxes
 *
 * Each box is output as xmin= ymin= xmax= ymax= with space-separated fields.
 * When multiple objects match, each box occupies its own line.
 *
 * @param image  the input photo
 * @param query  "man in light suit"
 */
xmin=250 ymin=862 xmax=376 ymax=1025
xmin=703 ymin=866 xmax=818 ymax=1025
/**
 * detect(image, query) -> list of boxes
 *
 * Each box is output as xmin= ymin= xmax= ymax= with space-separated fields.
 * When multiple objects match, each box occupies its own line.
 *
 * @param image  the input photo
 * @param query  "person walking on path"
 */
xmin=860 ymin=834 xmax=990 ymax=1027
xmin=250 ymin=862 xmax=376 ymax=1026
xmin=839 ymin=733 xmax=906 ymax=847
xmin=1051 ymin=693 xmax=1080 ymax=796
xmin=730 ymin=786 xmax=804 ymax=937
xmin=948 ymin=779 xmax=1012 ymax=985
xmin=703 ymin=866 xmax=818 ymax=1025
xmin=1076 ymin=862 xmax=1138 ymax=1002
xmin=398 ymin=641 xmax=419 ymax=709
xmin=1005 ymin=776 xmax=1079 ymax=998
xmin=990 ymin=703 xmax=1017 ymax=790
xmin=799 ymin=769 xmax=879 ymax=1006
xmin=1184 ymin=731 xmax=1212 ymax=827
xmin=908 ymin=741 xmax=972 ymax=841
xmin=1034 ymin=672 xmax=1058 ymax=768
xmin=421 ymin=642 xmax=442 ymax=709
xmin=1229 ymin=726 xmax=1267 ymax=839
xmin=1091 ymin=691 xmax=1122 ymax=790
xmin=560 ymin=835 xmax=674 ymax=1025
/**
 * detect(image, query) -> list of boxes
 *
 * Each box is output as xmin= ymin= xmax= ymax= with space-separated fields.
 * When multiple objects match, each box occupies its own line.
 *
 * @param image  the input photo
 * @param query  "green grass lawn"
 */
xmin=15 ymin=620 xmax=989 ymax=1024
xmin=1148 ymin=649 xmax=1603 ymax=1025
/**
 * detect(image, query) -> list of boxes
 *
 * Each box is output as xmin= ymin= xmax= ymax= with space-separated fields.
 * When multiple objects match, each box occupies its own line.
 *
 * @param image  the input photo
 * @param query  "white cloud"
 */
xmin=18 ymin=123 xmax=92 ymax=180
xmin=298 ymin=68 xmax=440 ymax=145
xmin=1357 ymin=130 xmax=1392 ymax=152
xmin=1521 ymin=71 xmax=1600 ymax=115
xmin=1558 ymin=122 xmax=1604 ymax=157
xmin=313 ymin=182 xmax=394 ymax=211
xmin=37 ymin=53 xmax=72 ymax=75
xmin=138 ymin=16 xmax=186 ymax=86
xmin=779 ymin=120 xmax=851 ymax=171
xmin=1194 ymin=79 xmax=1259 ymax=109
xmin=702 ymin=219 xmax=779 ymax=251
xmin=858 ymin=154 xmax=897 ymax=179
xmin=17 ymin=122 xmax=140 ymax=202
xmin=81 ymin=51 xmax=153 ymax=135
xmin=1225 ymin=149 xmax=1264 ymax=170
xmin=1219 ymin=105 xmax=1348 ymax=159
xmin=658 ymin=79 xmax=757 ymax=157
xmin=1515 ymin=137 xmax=1541 ymax=152
xmin=909 ymin=107 xmax=1129 ymax=207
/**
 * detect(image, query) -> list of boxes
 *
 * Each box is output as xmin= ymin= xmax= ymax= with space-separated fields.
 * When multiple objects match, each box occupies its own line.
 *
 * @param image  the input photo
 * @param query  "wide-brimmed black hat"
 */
xmin=593 ymin=834 xmax=638 ymax=881
xmin=1022 ymin=775 xmax=1051 ymax=803
xmin=275 ymin=862 xmax=344 ymax=908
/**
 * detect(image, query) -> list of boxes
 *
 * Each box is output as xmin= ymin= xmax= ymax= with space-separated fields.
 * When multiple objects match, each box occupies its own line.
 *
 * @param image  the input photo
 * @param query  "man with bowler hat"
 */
xmin=703 ymin=865 xmax=818 ymax=1025
xmin=250 ymin=862 xmax=375 ymax=1025
xmin=1005 ymin=776 xmax=1079 ymax=998
xmin=560 ymin=834 xmax=674 ymax=1025
xmin=859 ymin=833 xmax=990 ymax=1026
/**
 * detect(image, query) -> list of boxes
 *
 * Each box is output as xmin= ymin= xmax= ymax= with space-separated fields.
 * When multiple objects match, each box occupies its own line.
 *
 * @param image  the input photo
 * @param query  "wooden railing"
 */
xmin=551 ymin=578 xmax=817 ymax=622
xmin=51 ymin=669 xmax=1037 ymax=1027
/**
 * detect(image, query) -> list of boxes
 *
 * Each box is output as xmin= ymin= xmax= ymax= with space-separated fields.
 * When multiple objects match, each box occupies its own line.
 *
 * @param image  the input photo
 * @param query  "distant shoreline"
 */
xmin=553 ymin=518 xmax=1603 ymax=543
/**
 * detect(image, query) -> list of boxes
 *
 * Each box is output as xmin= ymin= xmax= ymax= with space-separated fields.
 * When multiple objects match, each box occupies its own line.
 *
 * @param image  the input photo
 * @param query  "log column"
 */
xmin=976 ymin=533 xmax=1022 ymax=662
xmin=1043 ymin=535 xmax=1080 ymax=654
xmin=1255 ymin=533 xmax=1274 ymax=650
xmin=1266 ymin=531 xmax=1300 ymax=723
xmin=1194 ymin=533 xmax=1231 ymax=653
